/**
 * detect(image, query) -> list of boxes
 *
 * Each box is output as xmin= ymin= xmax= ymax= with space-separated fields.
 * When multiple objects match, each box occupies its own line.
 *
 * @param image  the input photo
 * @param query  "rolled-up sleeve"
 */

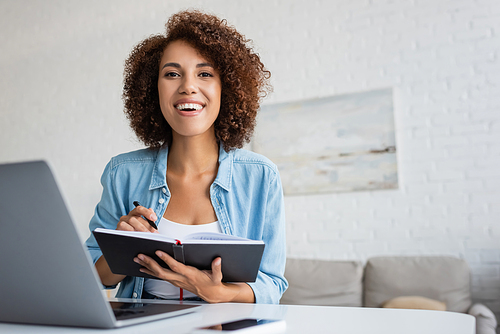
xmin=85 ymin=159 xmax=123 ymax=265
xmin=247 ymin=170 xmax=288 ymax=304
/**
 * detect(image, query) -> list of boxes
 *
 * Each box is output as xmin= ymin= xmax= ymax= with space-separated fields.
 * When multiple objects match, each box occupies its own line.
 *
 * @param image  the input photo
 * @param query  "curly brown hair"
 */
xmin=122 ymin=10 xmax=271 ymax=151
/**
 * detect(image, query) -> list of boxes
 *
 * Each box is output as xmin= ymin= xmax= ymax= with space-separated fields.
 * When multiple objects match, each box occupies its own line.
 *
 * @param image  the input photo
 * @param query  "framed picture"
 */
xmin=253 ymin=88 xmax=398 ymax=195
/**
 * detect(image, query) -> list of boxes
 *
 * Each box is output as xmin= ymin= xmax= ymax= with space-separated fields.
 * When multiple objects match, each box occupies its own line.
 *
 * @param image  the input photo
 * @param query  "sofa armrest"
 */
xmin=467 ymin=303 xmax=497 ymax=334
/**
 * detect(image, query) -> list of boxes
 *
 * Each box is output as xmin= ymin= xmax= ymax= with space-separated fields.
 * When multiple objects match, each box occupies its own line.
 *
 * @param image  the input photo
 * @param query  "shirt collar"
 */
xmin=214 ymin=144 xmax=233 ymax=192
xmin=148 ymin=143 xmax=233 ymax=192
xmin=149 ymin=146 xmax=169 ymax=190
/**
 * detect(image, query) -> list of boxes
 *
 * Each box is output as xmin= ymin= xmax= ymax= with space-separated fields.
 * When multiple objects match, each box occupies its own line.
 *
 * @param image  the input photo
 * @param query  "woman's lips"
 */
xmin=175 ymin=103 xmax=204 ymax=111
xmin=174 ymin=102 xmax=205 ymax=117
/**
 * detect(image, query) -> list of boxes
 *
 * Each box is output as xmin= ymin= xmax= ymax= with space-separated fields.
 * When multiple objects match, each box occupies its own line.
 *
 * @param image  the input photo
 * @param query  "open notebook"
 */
xmin=94 ymin=228 xmax=264 ymax=282
xmin=0 ymin=160 xmax=200 ymax=328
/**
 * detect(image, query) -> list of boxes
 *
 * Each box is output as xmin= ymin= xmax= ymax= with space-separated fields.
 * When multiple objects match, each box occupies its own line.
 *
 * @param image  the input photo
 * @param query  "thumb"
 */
xmin=211 ymin=257 xmax=223 ymax=282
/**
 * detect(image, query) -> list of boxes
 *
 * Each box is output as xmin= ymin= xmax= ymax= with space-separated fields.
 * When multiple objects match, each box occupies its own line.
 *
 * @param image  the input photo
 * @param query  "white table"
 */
xmin=0 ymin=302 xmax=475 ymax=333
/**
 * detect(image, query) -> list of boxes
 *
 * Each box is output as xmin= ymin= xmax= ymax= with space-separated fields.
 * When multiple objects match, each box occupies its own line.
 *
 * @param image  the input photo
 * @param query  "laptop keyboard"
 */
xmin=113 ymin=308 xmax=145 ymax=319
xmin=110 ymin=301 xmax=199 ymax=321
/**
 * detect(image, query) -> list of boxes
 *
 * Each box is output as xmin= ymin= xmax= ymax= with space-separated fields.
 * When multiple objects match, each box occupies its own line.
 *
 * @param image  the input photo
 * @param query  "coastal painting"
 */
xmin=252 ymin=88 xmax=398 ymax=195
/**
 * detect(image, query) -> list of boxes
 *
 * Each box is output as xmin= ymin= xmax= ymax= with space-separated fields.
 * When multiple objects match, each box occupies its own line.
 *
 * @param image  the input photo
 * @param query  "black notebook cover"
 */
xmin=93 ymin=230 xmax=265 ymax=282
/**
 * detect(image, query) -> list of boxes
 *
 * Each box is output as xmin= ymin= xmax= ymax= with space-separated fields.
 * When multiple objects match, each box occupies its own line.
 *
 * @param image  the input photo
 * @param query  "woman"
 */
xmin=85 ymin=10 xmax=287 ymax=304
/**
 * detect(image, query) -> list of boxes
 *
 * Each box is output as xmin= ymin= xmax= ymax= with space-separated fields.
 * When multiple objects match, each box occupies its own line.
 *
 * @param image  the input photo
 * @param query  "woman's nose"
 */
xmin=178 ymin=75 xmax=198 ymax=94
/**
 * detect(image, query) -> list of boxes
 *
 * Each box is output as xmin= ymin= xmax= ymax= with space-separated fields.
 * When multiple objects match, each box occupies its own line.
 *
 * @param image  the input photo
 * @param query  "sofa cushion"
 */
xmin=363 ymin=256 xmax=472 ymax=312
xmin=280 ymin=258 xmax=363 ymax=307
xmin=381 ymin=296 xmax=446 ymax=311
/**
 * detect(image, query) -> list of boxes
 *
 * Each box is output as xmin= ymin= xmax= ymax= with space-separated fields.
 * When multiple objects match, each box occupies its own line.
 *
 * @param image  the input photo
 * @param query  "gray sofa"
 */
xmin=281 ymin=256 xmax=498 ymax=334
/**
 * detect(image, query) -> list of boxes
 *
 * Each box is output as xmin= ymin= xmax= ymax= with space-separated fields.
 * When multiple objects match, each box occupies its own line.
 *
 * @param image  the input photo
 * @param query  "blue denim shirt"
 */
xmin=85 ymin=145 xmax=287 ymax=304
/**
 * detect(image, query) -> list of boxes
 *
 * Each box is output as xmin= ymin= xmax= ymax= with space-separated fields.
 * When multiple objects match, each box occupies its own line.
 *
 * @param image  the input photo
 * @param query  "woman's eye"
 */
xmin=165 ymin=72 xmax=179 ymax=77
xmin=199 ymin=72 xmax=213 ymax=77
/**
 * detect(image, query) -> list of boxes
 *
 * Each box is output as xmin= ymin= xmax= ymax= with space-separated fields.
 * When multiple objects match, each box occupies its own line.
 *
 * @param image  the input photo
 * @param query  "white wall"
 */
xmin=1 ymin=0 xmax=499 ymax=320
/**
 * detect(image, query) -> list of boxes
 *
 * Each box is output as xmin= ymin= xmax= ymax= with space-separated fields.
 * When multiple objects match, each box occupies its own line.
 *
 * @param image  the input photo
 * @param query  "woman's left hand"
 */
xmin=133 ymin=251 xmax=253 ymax=303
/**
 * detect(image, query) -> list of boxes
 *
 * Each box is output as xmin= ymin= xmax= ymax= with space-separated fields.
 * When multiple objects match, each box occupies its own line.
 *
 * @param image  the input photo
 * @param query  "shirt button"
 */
xmin=159 ymin=198 xmax=165 ymax=204
xmin=162 ymin=188 xmax=167 ymax=194
xmin=132 ymin=292 xmax=138 ymax=298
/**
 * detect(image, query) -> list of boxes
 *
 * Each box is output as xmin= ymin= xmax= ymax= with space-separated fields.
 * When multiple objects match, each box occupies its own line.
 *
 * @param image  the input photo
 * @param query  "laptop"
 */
xmin=0 ymin=160 xmax=200 ymax=328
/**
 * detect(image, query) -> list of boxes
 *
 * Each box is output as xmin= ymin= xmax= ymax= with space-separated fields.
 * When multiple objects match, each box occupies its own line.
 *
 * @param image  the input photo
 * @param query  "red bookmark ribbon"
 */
xmin=175 ymin=239 xmax=183 ymax=300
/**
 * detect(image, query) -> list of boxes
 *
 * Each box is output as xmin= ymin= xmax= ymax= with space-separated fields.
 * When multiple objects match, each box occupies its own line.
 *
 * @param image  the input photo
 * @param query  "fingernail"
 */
xmin=150 ymin=213 xmax=157 ymax=221
xmin=156 ymin=251 xmax=163 ymax=258
xmin=215 ymin=258 xmax=221 ymax=266
xmin=133 ymin=257 xmax=139 ymax=263
xmin=138 ymin=254 xmax=145 ymax=260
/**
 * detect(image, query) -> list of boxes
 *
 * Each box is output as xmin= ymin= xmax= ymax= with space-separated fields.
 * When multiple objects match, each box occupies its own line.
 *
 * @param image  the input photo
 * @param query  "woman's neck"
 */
xmin=167 ymin=133 xmax=219 ymax=176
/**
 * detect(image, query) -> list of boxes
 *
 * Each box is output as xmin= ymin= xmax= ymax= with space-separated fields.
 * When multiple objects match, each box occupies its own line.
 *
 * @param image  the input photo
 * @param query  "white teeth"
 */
xmin=176 ymin=103 xmax=203 ymax=111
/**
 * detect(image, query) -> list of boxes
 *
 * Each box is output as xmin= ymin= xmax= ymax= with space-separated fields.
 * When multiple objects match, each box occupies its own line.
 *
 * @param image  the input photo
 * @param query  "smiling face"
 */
xmin=158 ymin=40 xmax=222 ymax=142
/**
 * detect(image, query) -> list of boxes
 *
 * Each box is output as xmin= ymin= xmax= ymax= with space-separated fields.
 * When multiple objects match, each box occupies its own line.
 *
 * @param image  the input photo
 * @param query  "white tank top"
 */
xmin=143 ymin=217 xmax=222 ymax=299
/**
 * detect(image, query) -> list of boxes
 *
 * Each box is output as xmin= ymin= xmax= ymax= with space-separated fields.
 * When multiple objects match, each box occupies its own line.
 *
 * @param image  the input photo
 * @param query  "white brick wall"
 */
xmin=1 ymin=0 xmax=499 ymax=324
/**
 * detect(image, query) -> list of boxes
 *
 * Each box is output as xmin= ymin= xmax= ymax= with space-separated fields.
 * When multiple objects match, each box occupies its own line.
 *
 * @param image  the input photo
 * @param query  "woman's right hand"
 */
xmin=95 ymin=205 xmax=158 ymax=286
xmin=116 ymin=205 xmax=158 ymax=233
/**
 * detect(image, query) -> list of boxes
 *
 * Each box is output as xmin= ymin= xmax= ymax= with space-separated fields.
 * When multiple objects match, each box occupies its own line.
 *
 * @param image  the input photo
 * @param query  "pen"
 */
xmin=132 ymin=201 xmax=157 ymax=230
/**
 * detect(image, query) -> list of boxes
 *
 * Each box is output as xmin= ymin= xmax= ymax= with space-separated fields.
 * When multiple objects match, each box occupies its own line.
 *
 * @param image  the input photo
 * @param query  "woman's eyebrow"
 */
xmin=162 ymin=62 xmax=180 ymax=69
xmin=196 ymin=62 xmax=213 ymax=68
xmin=161 ymin=62 xmax=213 ymax=69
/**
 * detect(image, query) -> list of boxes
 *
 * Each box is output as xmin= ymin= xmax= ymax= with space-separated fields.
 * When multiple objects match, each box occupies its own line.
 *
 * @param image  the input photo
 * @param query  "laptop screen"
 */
xmin=0 ymin=160 xmax=199 ymax=328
